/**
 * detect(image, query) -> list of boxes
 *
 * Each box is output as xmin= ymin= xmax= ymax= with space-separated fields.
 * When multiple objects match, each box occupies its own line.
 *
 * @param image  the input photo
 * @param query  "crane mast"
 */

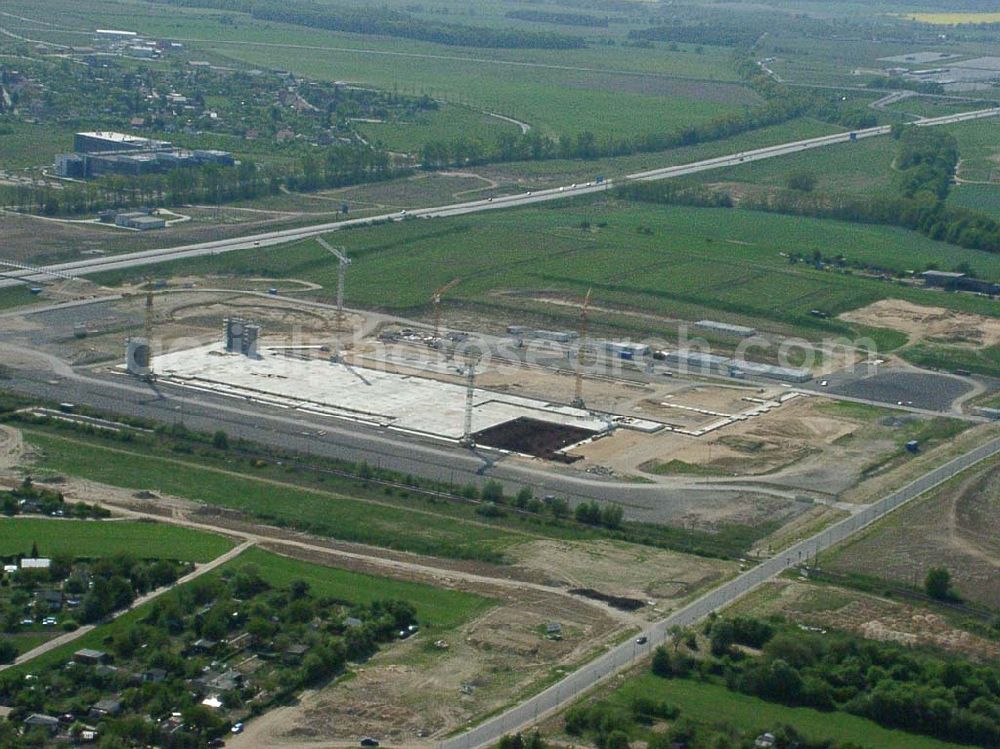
xmin=460 ymin=357 xmax=477 ymax=448
xmin=432 ymin=278 xmax=460 ymax=339
xmin=316 ymin=236 xmax=351 ymax=331
xmin=572 ymin=288 xmax=592 ymax=409
xmin=143 ymin=291 xmax=155 ymax=381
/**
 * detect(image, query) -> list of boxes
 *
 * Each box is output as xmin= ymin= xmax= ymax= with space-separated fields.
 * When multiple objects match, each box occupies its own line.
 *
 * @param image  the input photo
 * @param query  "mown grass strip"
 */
xmin=0 ymin=518 xmax=233 ymax=562
xmin=25 ymin=431 xmax=523 ymax=562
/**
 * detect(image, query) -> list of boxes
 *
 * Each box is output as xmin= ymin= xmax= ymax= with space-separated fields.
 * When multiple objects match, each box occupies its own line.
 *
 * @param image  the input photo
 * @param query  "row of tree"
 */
xmin=620 ymin=125 xmax=1000 ymax=256
xmin=417 ymin=45 xmax=882 ymax=171
xmin=505 ymin=9 xmax=611 ymax=27
xmin=2 ymin=146 xmax=402 ymax=216
xmin=657 ymin=615 xmax=1000 ymax=748
xmin=419 ymin=97 xmax=811 ymax=169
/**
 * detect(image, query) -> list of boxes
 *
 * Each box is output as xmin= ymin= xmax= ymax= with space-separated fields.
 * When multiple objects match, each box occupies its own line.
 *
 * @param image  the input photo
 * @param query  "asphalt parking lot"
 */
xmin=827 ymin=370 xmax=972 ymax=411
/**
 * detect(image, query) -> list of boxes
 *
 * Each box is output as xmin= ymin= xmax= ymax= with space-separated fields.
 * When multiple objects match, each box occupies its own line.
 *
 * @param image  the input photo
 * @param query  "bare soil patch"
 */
xmin=828 ymin=460 xmax=1000 ymax=607
xmin=232 ymin=589 xmax=618 ymax=749
xmin=733 ymin=580 xmax=1000 ymax=662
xmin=0 ymin=426 xmax=24 ymax=473
xmin=578 ymin=396 xmax=878 ymax=494
xmin=508 ymin=539 xmax=735 ymax=617
xmin=839 ymin=298 xmax=1000 ymax=348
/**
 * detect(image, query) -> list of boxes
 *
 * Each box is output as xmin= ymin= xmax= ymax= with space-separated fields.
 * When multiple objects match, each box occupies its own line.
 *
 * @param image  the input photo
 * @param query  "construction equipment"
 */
xmin=572 ymin=288 xmax=592 ymax=409
xmin=432 ymin=278 xmax=460 ymax=339
xmin=316 ymin=236 xmax=351 ymax=330
xmin=460 ymin=356 xmax=478 ymax=448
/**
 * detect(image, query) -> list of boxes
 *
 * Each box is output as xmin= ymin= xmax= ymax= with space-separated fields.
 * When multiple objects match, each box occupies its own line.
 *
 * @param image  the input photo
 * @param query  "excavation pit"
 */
xmin=472 ymin=417 xmax=596 ymax=461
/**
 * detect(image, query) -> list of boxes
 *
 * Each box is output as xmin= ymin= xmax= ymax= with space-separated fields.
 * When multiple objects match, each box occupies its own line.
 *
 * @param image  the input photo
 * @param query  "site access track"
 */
xmin=1 ymin=107 xmax=998 ymax=289
xmin=438 ymin=434 xmax=1000 ymax=749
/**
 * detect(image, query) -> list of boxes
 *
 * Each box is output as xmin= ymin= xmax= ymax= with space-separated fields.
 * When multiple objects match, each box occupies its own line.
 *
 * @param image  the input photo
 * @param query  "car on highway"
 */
xmin=231 ymin=722 xmax=244 ymax=734
xmin=360 ymin=737 xmax=380 ymax=747
xmin=635 ymin=636 xmax=648 ymax=645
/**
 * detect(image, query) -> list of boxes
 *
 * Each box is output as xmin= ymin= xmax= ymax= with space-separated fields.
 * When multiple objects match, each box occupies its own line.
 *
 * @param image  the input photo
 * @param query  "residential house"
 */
xmin=73 ymin=649 xmax=109 ymax=665
xmin=23 ymin=713 xmax=60 ymax=735
xmin=89 ymin=699 xmax=122 ymax=720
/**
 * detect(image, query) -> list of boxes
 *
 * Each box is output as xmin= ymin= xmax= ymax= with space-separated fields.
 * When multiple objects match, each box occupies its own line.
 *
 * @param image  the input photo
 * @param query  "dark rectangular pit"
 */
xmin=473 ymin=417 xmax=596 ymax=461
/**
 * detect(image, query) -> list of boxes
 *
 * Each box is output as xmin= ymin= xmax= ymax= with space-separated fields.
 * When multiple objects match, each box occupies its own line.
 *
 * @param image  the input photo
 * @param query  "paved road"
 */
xmin=439 ymin=434 xmax=1000 ymax=749
xmin=0 ymin=537 xmax=253 ymax=672
xmin=0 ymin=358 xmax=790 ymax=522
xmin=3 ymin=107 xmax=998 ymax=289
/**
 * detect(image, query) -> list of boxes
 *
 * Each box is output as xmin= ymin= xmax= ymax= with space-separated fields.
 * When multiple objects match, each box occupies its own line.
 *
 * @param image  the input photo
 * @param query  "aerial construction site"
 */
xmin=2 ymin=261 xmax=983 ymax=523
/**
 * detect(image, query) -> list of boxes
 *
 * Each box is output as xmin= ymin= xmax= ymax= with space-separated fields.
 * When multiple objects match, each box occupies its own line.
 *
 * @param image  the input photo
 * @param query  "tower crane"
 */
xmin=316 ymin=236 xmax=351 ymax=330
xmin=142 ymin=290 xmax=156 ymax=382
xmin=572 ymin=288 xmax=592 ymax=409
xmin=432 ymin=278 xmax=460 ymax=339
xmin=459 ymin=356 xmax=479 ymax=449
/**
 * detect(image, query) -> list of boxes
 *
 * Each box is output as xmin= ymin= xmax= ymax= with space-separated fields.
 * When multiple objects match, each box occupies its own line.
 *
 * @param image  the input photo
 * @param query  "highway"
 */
xmin=438 ymin=433 xmax=1000 ymax=749
xmin=3 ymin=106 xmax=998 ymax=289
xmin=3 ymin=103 xmax=999 ymax=746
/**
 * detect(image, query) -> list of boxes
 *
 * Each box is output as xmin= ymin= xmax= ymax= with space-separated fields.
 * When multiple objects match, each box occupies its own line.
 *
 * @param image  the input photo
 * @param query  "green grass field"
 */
xmin=9 ymin=631 xmax=54 ymax=656
xmin=606 ymin=673 xmax=970 ymax=749
xmin=0 ymin=286 xmax=46 ymax=312
xmin=108 ymin=200 xmax=1000 ymax=344
xmin=24 ymin=431 xmax=528 ymax=562
xmin=885 ymin=97 xmax=989 ymax=120
xmin=235 ymin=546 xmax=490 ymax=629
xmin=0 ymin=518 xmax=233 ymax=562
xmin=473 ymin=117 xmax=843 ymax=184
xmin=949 ymin=118 xmax=1000 ymax=185
xmin=1 ymin=0 xmax=748 ymax=144
xmin=0 ymin=122 xmax=75 ymax=171
xmin=900 ymin=341 xmax=1000 ymax=378
xmin=692 ymin=135 xmax=898 ymax=196
xmin=353 ymin=104 xmax=521 ymax=154
xmin=187 ymin=44 xmax=753 ymax=141
xmin=950 ymin=184 xmax=1000 ymax=216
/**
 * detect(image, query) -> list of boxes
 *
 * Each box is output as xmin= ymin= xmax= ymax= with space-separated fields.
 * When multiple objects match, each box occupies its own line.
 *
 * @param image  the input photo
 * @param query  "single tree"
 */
xmin=925 ymin=566 xmax=952 ymax=600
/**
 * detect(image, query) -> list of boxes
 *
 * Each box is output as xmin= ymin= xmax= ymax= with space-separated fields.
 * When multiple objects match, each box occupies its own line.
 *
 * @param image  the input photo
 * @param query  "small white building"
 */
xmin=20 ymin=558 xmax=51 ymax=570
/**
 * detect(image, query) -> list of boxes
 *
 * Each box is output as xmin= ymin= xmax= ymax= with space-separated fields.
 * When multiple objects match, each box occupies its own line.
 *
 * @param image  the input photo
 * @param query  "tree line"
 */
xmin=420 ymin=97 xmax=811 ymax=169
xmin=505 ymin=9 xmax=611 ymax=27
xmin=620 ymin=125 xmax=1000 ymax=256
xmin=154 ymin=0 xmax=585 ymax=48
xmin=2 ymin=145 xmax=402 ymax=216
xmin=418 ymin=49 xmax=877 ymax=170
xmin=662 ymin=615 xmax=1000 ymax=748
